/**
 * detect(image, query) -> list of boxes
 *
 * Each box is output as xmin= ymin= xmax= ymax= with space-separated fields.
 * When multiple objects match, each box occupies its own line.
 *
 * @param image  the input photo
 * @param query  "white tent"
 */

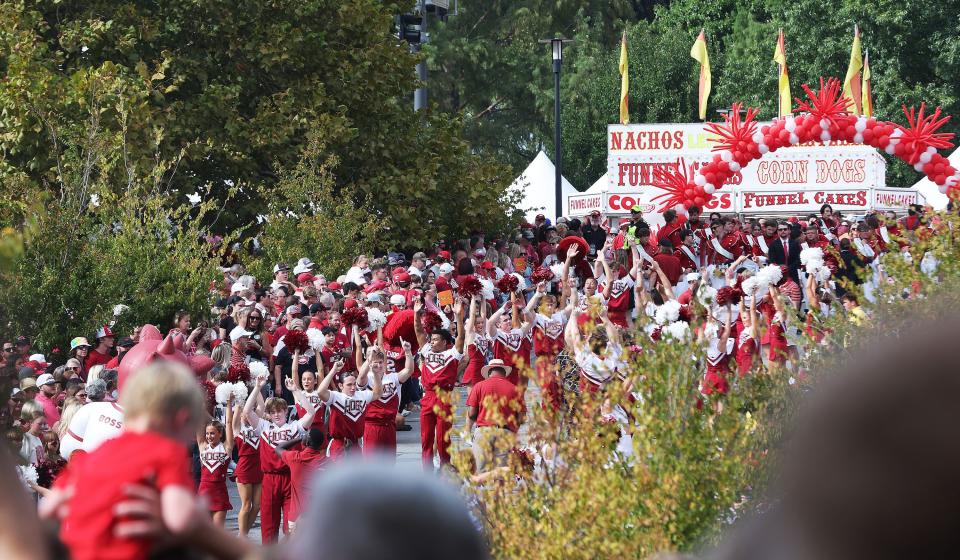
xmin=510 ymin=151 xmax=577 ymax=223
xmin=909 ymin=148 xmax=957 ymax=210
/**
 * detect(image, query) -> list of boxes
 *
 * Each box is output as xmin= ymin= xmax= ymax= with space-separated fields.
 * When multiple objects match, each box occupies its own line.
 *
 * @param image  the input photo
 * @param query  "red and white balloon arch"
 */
xmin=652 ymin=77 xmax=957 ymax=213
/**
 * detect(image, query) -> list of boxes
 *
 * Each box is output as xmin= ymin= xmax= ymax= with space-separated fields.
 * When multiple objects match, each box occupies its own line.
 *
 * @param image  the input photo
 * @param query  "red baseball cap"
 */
xmin=394 ymin=272 xmax=411 ymax=284
xmin=481 ymin=260 xmax=495 ymax=270
xmin=435 ymin=276 xmax=450 ymax=291
xmin=437 ymin=250 xmax=451 ymax=260
xmin=364 ymin=280 xmax=388 ymax=293
xmin=343 ymin=299 xmax=358 ymax=309
xmin=328 ymin=281 xmax=341 ymax=291
xmin=297 ymin=272 xmax=316 ymax=284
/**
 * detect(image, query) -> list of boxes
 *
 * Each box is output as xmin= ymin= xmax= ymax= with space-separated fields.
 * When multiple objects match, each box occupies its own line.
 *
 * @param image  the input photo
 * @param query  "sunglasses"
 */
xmin=777 ymin=228 xmax=790 ymax=232
xmin=66 ymin=367 xmax=79 ymax=371
xmin=249 ymin=316 xmax=262 ymax=320
xmin=2 ymin=347 xmax=13 ymax=353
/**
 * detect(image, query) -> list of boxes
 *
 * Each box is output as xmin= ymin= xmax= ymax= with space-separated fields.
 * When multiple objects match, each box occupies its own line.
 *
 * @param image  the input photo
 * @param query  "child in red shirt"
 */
xmin=276 ymin=427 xmax=327 ymax=531
xmin=42 ymin=362 xmax=249 ymax=560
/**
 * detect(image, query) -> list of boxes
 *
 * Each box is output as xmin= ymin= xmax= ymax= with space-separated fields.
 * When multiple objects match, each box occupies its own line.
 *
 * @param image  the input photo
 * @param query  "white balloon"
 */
xmin=758 ymin=144 xmax=770 ymax=154
xmin=704 ymin=184 xmax=716 ymax=194
xmin=820 ymin=118 xmax=830 ymax=130
xmin=694 ymin=174 xmax=706 ymax=186
xmin=926 ymin=145 xmax=938 ymax=154
xmin=752 ymin=131 xmax=764 ymax=144
xmin=920 ymin=151 xmax=933 ymax=164
xmin=784 ymin=117 xmax=797 ymax=132
xmin=674 ymin=203 xmax=686 ymax=212
xmin=939 ymin=184 xmax=949 ymax=194
xmin=729 ymin=161 xmax=741 ymax=172
xmin=721 ymin=150 xmax=733 ymax=162
xmin=853 ymin=133 xmax=864 ymax=144
xmin=890 ymin=127 xmax=903 ymax=139
xmin=915 ymin=162 xmax=926 ymax=172
xmin=855 ymin=117 xmax=867 ymax=132
xmin=885 ymin=144 xmax=896 ymax=155
xmin=789 ymin=132 xmax=799 ymax=144
xmin=820 ymin=131 xmax=830 ymax=143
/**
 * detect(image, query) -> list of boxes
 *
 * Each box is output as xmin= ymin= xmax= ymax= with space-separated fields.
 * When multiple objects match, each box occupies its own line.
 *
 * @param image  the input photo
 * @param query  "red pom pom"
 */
xmin=715 ymin=286 xmax=743 ymax=306
xmin=227 ymin=363 xmax=250 ymax=384
xmin=678 ymin=305 xmax=693 ymax=323
xmin=421 ymin=311 xmax=443 ymax=333
xmin=201 ymin=379 xmax=217 ymax=414
xmin=531 ymin=266 xmax=554 ymax=284
xmin=496 ymin=273 xmax=520 ymax=294
xmin=341 ymin=307 xmax=370 ymax=331
xmin=458 ymin=275 xmax=483 ymax=299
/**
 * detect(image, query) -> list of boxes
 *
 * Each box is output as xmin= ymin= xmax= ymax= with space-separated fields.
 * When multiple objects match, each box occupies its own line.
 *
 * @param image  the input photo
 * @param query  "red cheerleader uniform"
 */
xmin=325 ymin=389 xmax=375 ymax=458
xmin=735 ymin=329 xmax=757 ymax=377
xmin=493 ymin=328 xmax=532 ymax=385
xmin=462 ymin=334 xmax=491 ymax=387
xmin=534 ymin=312 xmax=567 ymax=411
xmin=234 ymin=423 xmax=263 ymax=485
xmin=701 ymin=339 xmax=734 ymax=396
xmin=295 ymin=390 xmax=326 ymax=432
xmin=198 ymin=443 xmax=232 ymax=512
xmin=362 ymin=371 xmax=401 ymax=457
xmin=600 ymin=273 xmax=635 ymax=328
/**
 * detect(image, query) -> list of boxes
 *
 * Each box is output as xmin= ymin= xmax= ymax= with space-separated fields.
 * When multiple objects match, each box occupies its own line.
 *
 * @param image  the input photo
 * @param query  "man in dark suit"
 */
xmin=767 ymin=221 xmax=801 ymax=285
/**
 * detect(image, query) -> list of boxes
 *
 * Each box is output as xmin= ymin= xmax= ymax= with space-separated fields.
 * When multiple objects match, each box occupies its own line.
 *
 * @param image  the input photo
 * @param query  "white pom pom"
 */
xmin=654 ymin=300 xmax=682 ymax=325
xmin=697 ymin=285 xmax=718 ymax=308
xmin=855 ymin=117 xmax=867 ymax=132
xmin=758 ymin=144 xmax=769 ymax=154
xmin=694 ymin=174 xmax=706 ymax=186
xmin=307 ymin=328 xmax=324 ymax=350
xmin=704 ymin=184 xmax=716 ymax=194
xmin=550 ymin=263 xmax=565 ymax=279
xmin=820 ymin=119 xmax=830 ymax=130
xmin=853 ymin=133 xmax=864 ymax=144
xmin=741 ymin=277 xmax=759 ymax=295
xmin=814 ymin=267 xmax=832 ymax=282
xmin=729 ymin=161 xmax=741 ymax=172
xmin=215 ymin=383 xmax=233 ymax=405
xmin=721 ymin=150 xmax=733 ymax=162
xmin=511 ymin=272 xmax=527 ymax=291
xmin=664 ymin=321 xmax=691 ymax=341
xmin=921 ymin=252 xmax=939 ymax=276
xmin=756 ymin=264 xmax=783 ymax=287
xmin=479 ymin=278 xmax=495 ymax=300
xmin=366 ymin=308 xmax=387 ymax=332
xmin=885 ymin=144 xmax=896 ymax=155
xmin=704 ymin=322 xmax=720 ymax=341
xmin=820 ymin=131 xmax=831 ymax=142
xmin=915 ymin=162 xmax=926 ymax=172
xmin=800 ymin=247 xmax=824 ymax=267
xmin=17 ymin=465 xmax=38 ymax=491
xmin=752 ymin=131 xmax=764 ymax=143
xmin=248 ymin=360 xmax=269 ymax=380
xmin=784 ymin=117 xmax=797 ymax=132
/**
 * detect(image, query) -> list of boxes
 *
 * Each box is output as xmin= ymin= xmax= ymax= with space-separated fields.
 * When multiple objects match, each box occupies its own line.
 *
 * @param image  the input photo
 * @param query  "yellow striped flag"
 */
xmin=690 ymin=29 xmax=711 ymax=120
xmin=842 ymin=25 xmax=863 ymax=114
xmin=619 ymin=30 xmax=629 ymax=124
xmin=773 ymin=29 xmax=791 ymax=118
xmin=862 ymin=50 xmax=873 ymax=118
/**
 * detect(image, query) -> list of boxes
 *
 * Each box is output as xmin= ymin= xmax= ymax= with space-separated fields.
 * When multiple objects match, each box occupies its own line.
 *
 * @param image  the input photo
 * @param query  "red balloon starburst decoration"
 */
xmin=897 ymin=103 xmax=954 ymax=164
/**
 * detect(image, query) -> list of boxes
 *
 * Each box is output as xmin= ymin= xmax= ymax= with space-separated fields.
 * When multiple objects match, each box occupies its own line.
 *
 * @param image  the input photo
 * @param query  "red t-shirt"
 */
xmin=325 ymin=389 xmax=374 ymax=441
xmin=467 ymin=376 xmax=525 ymax=432
xmin=281 ymin=447 xmax=326 ymax=521
xmin=84 ymin=349 xmax=112 ymax=372
xmin=57 ymin=431 xmax=192 ymax=560
xmin=653 ymin=252 xmax=682 ymax=286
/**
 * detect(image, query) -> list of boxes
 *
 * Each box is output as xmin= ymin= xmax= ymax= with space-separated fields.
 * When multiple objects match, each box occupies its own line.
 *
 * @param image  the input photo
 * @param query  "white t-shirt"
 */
xmin=20 ymin=433 xmax=44 ymax=466
xmin=61 ymin=401 xmax=124 ymax=459
xmin=535 ymin=312 xmax=567 ymax=340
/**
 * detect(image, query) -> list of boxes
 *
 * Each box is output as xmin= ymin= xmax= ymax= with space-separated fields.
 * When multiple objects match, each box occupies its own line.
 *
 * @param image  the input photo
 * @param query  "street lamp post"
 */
xmin=540 ymin=38 xmax=572 ymax=220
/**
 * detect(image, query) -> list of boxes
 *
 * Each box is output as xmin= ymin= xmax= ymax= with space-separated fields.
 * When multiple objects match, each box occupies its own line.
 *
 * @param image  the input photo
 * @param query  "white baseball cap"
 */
xmin=389 ymin=294 xmax=406 ymax=306
xmin=685 ymin=273 xmax=700 ymax=283
xmin=231 ymin=281 xmax=246 ymax=293
xmin=229 ymin=326 xmax=255 ymax=342
xmin=36 ymin=373 xmax=56 ymax=386
xmin=438 ymin=263 xmax=454 ymax=274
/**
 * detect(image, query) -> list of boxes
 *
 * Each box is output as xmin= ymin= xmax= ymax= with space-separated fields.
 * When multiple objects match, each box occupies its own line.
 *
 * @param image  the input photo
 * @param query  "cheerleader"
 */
xmin=701 ymin=308 xmax=734 ymax=414
xmin=527 ymin=282 xmax=570 ymax=412
xmin=290 ymin=352 xmax=326 ymax=432
xmin=735 ymin=293 xmax=760 ymax=377
xmin=461 ymin=297 xmax=491 ymax=388
xmin=198 ymin=397 xmax=235 ymax=527
xmin=231 ymin=392 xmax=263 ymax=537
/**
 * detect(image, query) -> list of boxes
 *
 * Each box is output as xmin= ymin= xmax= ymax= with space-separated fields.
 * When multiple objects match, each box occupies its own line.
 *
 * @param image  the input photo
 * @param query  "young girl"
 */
xmin=291 ymin=355 xmax=326 ymax=432
xmin=231 ymin=396 xmax=263 ymax=538
xmin=38 ymin=431 xmax=68 ymax=489
xmin=197 ymin=397 xmax=234 ymax=527
xmin=20 ymin=403 xmax=48 ymax=466
xmin=736 ymin=291 xmax=760 ymax=376
xmin=462 ymin=297 xmax=491 ymax=388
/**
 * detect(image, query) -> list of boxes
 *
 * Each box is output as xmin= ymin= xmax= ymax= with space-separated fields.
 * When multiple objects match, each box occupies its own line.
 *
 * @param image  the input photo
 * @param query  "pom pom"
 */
xmin=664 ymin=321 xmax=691 ymax=341
xmin=697 ymin=285 xmax=718 ymax=307
xmin=800 ymin=247 xmax=824 ymax=267
xmin=17 ymin=465 xmax=38 ymax=491
xmin=756 ymin=264 xmax=783 ymax=287
xmin=458 ymin=275 xmax=483 ymax=299
xmin=531 ymin=266 xmax=555 ymax=284
xmin=496 ymin=273 xmax=520 ymax=294
xmin=366 ymin=308 xmax=387 ymax=332
xmin=479 ymin=278 xmax=495 ymax=300
xmin=650 ymin=326 xmax=662 ymax=342
xmin=341 ymin=307 xmax=370 ymax=332
xmin=741 ymin=276 xmax=759 ymax=294
xmin=549 ymin=263 xmax=566 ymax=280
xmin=215 ymin=383 xmax=233 ymax=405
xmin=678 ymin=305 xmax=693 ymax=323
xmin=231 ymin=382 xmax=249 ymax=404
xmin=715 ymin=286 xmax=742 ymax=306
xmin=421 ymin=310 xmax=444 ymax=333
xmin=200 ymin=379 xmax=217 ymax=414
xmin=814 ymin=266 xmax=832 ymax=283
xmin=654 ymin=300 xmax=681 ymax=325
xmin=248 ymin=360 xmax=269 ymax=381
xmin=228 ymin=362 xmax=251 ymax=384
xmin=307 ymin=327 xmax=324 ymax=350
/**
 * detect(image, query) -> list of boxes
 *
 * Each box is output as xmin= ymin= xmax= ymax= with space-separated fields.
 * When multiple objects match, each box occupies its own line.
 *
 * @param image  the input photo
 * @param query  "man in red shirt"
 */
xmin=657 ymin=208 xmax=688 ymax=248
xmin=653 ymin=239 xmax=682 ymax=287
xmin=466 ymin=358 xmax=525 ymax=473
xmin=276 ymin=428 xmax=327 ymax=531
xmin=85 ymin=326 xmax=115 ymax=371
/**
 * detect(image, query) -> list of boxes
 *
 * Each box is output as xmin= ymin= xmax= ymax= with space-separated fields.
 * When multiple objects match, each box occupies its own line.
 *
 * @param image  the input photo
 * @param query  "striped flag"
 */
xmin=773 ymin=29 xmax=791 ymax=118
xmin=619 ymin=30 xmax=629 ymax=124
xmin=862 ymin=50 xmax=873 ymax=118
xmin=842 ymin=25 xmax=863 ymax=114
xmin=690 ymin=29 xmax=711 ymax=120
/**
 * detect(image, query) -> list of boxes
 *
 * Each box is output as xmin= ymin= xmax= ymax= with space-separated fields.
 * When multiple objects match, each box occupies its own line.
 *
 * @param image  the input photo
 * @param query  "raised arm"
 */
xmin=274 ymin=435 xmax=303 ymax=457
xmin=291 ymin=350 xmax=302 ymax=391
xmin=598 ymin=305 xmax=621 ymax=348
xmin=805 ymin=273 xmax=821 ymax=314
xmin=464 ymin=296 xmax=478 ymax=346
xmin=564 ymin=290 xmax=583 ymax=351
xmin=413 ymin=298 xmax=427 ymax=348
xmin=397 ymin=341 xmax=416 ymax=383
xmin=223 ymin=396 xmax=235 ymax=455
xmin=356 ymin=345 xmax=376 ymax=388
xmin=718 ymin=306 xmax=733 ymax=350
xmin=316 ymin=358 xmax=343 ymax=403
xmin=651 ymin=260 xmax=674 ymax=302
xmin=726 ymin=255 xmax=748 ymax=283
xmin=486 ymin=300 xmax=508 ymax=339
xmin=454 ymin=299 xmax=466 ymax=354
xmin=599 ymin=251 xmax=613 ymax=299
xmin=243 ymin=376 xmax=267 ymax=427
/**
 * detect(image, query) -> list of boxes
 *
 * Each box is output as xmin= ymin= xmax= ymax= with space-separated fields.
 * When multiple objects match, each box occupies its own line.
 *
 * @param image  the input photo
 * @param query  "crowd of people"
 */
xmin=2 ymin=200 xmax=941 ymax=556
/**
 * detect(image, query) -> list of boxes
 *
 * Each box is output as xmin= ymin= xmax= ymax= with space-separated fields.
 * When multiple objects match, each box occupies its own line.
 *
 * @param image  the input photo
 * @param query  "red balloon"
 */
xmin=684 ymin=188 xmax=695 ymax=198
xmin=935 ymin=174 xmax=947 ymax=185
xmin=924 ymin=163 xmax=935 ymax=175
xmin=761 ymin=125 xmax=770 ymax=134
xmin=764 ymin=134 xmax=775 ymax=147
xmin=862 ymin=129 xmax=875 ymax=143
xmin=795 ymin=115 xmax=806 ymax=127
xmin=844 ymin=125 xmax=856 ymax=139
xmin=737 ymin=141 xmax=747 ymax=151
xmin=716 ymin=161 xmax=729 ymax=173
xmin=778 ymin=129 xmax=790 ymax=142
xmin=934 ymin=162 xmax=945 ymax=174
xmin=705 ymin=173 xmax=717 ymax=185
xmin=878 ymin=135 xmax=890 ymax=147
xmin=712 ymin=154 xmax=723 ymax=163
xmin=694 ymin=196 xmax=706 ymax=206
